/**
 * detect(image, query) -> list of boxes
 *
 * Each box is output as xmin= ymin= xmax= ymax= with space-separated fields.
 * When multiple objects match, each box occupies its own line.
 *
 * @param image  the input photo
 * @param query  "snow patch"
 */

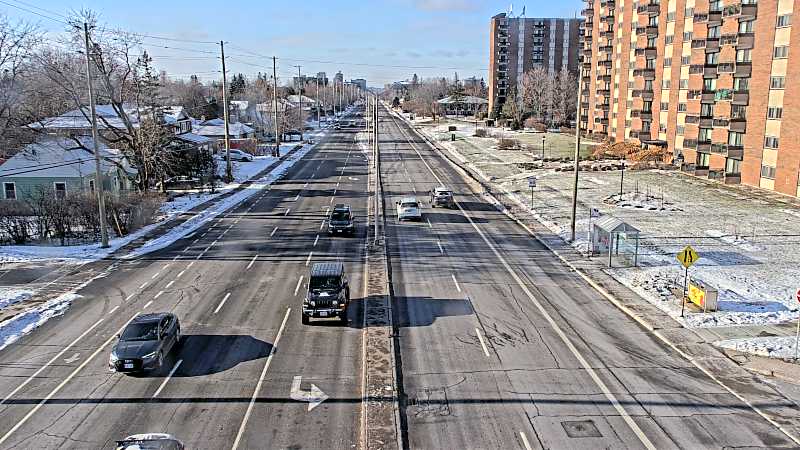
xmin=0 ymin=293 xmax=80 ymax=352
xmin=0 ymin=289 xmax=33 ymax=310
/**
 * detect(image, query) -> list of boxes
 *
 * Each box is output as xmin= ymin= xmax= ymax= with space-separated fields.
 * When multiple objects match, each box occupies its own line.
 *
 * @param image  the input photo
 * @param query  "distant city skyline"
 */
xmin=6 ymin=0 xmax=584 ymax=87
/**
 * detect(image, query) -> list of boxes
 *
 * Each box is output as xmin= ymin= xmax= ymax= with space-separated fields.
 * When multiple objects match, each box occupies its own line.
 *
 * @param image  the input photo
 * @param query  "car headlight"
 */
xmin=109 ymin=351 xmax=119 ymax=363
xmin=310 ymin=301 xmax=315 ymax=308
xmin=142 ymin=351 xmax=158 ymax=360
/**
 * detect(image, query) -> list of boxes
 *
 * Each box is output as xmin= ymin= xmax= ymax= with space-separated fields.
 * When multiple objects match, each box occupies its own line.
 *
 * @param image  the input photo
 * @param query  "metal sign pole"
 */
xmin=681 ymin=266 xmax=688 ymax=317
xmin=794 ymin=317 xmax=800 ymax=362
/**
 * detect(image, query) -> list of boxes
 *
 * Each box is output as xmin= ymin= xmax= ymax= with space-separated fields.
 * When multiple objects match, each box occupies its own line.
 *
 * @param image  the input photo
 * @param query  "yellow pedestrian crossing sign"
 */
xmin=676 ymin=245 xmax=699 ymax=268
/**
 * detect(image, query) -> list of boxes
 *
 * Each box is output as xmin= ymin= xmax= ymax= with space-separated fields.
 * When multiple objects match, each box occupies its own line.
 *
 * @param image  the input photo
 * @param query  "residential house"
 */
xmin=436 ymin=95 xmax=489 ymax=117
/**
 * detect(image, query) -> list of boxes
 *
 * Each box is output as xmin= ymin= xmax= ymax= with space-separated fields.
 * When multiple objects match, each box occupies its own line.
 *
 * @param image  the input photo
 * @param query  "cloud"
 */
xmin=413 ymin=0 xmax=480 ymax=12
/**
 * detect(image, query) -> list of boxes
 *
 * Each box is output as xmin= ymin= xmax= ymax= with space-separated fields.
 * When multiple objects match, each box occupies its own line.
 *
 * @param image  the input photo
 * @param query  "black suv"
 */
xmin=327 ymin=204 xmax=355 ymax=235
xmin=302 ymin=262 xmax=350 ymax=324
xmin=109 ymin=313 xmax=181 ymax=373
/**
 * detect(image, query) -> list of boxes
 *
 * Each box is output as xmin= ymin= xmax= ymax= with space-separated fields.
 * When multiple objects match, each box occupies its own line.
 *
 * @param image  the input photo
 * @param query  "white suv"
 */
xmin=396 ymin=197 xmax=422 ymax=221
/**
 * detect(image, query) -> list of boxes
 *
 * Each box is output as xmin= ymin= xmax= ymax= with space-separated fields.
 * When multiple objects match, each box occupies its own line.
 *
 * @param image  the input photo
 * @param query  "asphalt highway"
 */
xmin=379 ymin=106 xmax=798 ymax=450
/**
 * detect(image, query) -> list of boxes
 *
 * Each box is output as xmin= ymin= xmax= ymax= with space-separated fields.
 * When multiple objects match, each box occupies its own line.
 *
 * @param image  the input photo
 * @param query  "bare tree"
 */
xmin=520 ymin=67 xmax=551 ymax=123
xmin=550 ymin=70 xmax=577 ymax=127
xmin=501 ymin=86 xmax=524 ymax=129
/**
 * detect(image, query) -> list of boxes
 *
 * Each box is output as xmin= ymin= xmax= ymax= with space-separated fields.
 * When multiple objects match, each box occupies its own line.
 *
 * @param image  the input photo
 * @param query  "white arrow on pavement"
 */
xmin=64 ymin=353 xmax=80 ymax=364
xmin=290 ymin=376 xmax=328 ymax=412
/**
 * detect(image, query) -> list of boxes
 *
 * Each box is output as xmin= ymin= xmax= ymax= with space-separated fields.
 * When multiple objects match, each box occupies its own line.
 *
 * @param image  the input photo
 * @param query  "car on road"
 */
xmin=327 ymin=203 xmax=356 ymax=235
xmin=430 ymin=187 xmax=455 ymax=209
xmin=156 ymin=176 xmax=200 ymax=191
xmin=396 ymin=196 xmax=423 ymax=221
xmin=116 ymin=433 xmax=185 ymax=450
xmin=302 ymin=262 xmax=350 ymax=324
xmin=334 ymin=122 xmax=341 ymax=130
xmin=109 ymin=313 xmax=181 ymax=373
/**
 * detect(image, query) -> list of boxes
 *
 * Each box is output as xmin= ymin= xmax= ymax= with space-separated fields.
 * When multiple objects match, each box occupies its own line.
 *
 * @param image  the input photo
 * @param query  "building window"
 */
xmin=765 ymin=136 xmax=780 ymax=149
xmin=703 ymin=78 xmax=717 ymax=91
xmin=767 ymin=106 xmax=783 ymax=119
xmin=683 ymin=31 xmax=693 ymax=42
xmin=663 ymin=58 xmax=672 ymax=67
xmin=726 ymin=158 xmax=741 ymax=174
xmin=699 ymin=128 xmax=712 ymax=141
xmin=770 ymin=76 xmax=786 ymax=89
xmin=761 ymin=164 xmax=776 ymax=179
xmin=777 ymin=14 xmax=792 ymax=28
xmin=739 ymin=20 xmax=754 ymax=34
xmin=679 ymin=79 xmax=689 ymax=89
xmin=677 ymin=125 xmax=685 ymax=135
xmin=697 ymin=152 xmax=710 ymax=167
xmin=678 ymin=103 xmax=687 ymax=112
xmin=661 ymin=102 xmax=670 ymax=110
xmin=728 ymin=131 xmax=744 ymax=146
xmin=666 ymin=35 xmax=674 ymax=44
xmin=667 ymin=12 xmax=676 ymax=22
xmin=709 ymin=0 xmax=722 ymax=12
xmin=685 ymin=7 xmax=694 ymax=18
xmin=662 ymin=79 xmax=671 ymax=88
xmin=774 ymin=46 xmax=789 ymax=59
xmin=89 ymin=179 xmax=95 ymax=192
xmin=681 ymin=56 xmax=691 ymax=65
xmin=734 ymin=77 xmax=750 ymax=92
xmin=3 ymin=182 xmax=15 ymax=200
xmin=54 ymin=182 xmax=67 ymax=199
xmin=731 ymin=104 xmax=747 ymax=119
xmin=706 ymin=52 xmax=719 ymax=64
xmin=708 ymin=26 xmax=721 ymax=39
xmin=700 ymin=103 xmax=714 ymax=117
xmin=736 ymin=49 xmax=752 ymax=62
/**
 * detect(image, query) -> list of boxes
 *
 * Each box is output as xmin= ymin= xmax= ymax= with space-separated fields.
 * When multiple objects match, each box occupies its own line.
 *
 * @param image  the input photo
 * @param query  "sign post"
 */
xmin=795 ymin=288 xmax=800 ymax=361
xmin=676 ymin=245 xmax=700 ymax=317
xmin=588 ymin=208 xmax=600 ymax=257
xmin=528 ymin=176 xmax=537 ymax=207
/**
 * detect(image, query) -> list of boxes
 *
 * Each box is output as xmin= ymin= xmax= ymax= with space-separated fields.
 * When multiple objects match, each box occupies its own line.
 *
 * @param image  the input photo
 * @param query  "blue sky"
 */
xmin=8 ymin=0 xmax=583 ymax=86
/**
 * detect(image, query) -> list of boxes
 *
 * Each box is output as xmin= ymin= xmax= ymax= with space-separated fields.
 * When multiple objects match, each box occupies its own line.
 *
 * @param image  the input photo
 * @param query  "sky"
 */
xmin=5 ymin=0 xmax=584 ymax=87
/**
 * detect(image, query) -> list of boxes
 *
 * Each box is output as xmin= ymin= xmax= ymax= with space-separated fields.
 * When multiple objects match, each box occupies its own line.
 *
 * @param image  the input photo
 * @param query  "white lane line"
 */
xmin=294 ymin=193 xmax=300 ymax=201
xmin=305 ymin=252 xmax=313 ymax=266
xmin=303 ymin=182 xmax=309 ymax=188
xmin=313 ymin=235 xmax=319 ymax=247
xmin=165 ymin=281 xmax=175 ymax=289
xmin=437 ymin=240 xmax=444 ymax=255
xmin=231 ymin=307 xmax=292 ymax=450
xmin=320 ymin=220 xmax=326 ymax=230
xmin=427 ymin=218 xmax=432 ymax=228
xmin=108 ymin=305 xmax=120 ymax=315
xmin=398 ymin=117 xmax=657 ymax=450
xmin=475 ymin=328 xmax=491 ymax=358
xmin=152 ymin=359 xmax=183 ymax=398
xmin=284 ymin=207 xmax=291 ymax=216
xmin=329 ymin=196 xmax=334 ymax=204
xmin=187 ymin=261 xmax=195 ymax=269
xmin=294 ymin=276 xmax=304 ymax=296
xmin=154 ymin=290 xmax=164 ymax=299
xmin=520 ymin=432 xmax=533 ymax=450
xmin=211 ymin=239 xmax=219 ymax=246
xmin=139 ymin=282 xmax=148 ymax=289
xmin=451 ymin=274 xmax=461 ymax=293
xmin=246 ymin=254 xmax=259 ymax=270
xmin=336 ymin=182 xmax=340 ymax=188
xmin=0 ymin=317 xmax=105 ymax=407
xmin=192 ymin=238 xmax=199 ymax=244
xmin=150 ymin=272 xmax=159 ymax=280
xmin=172 ymin=255 xmax=180 ymax=261
xmin=214 ymin=293 xmax=231 ymax=314
xmin=176 ymin=270 xmax=186 ymax=279
xmin=200 ymin=232 xmax=207 ymax=238
xmin=270 ymin=226 xmax=278 ymax=237
xmin=143 ymin=300 xmax=153 ymax=309
xmin=124 ymin=293 xmax=135 ymax=302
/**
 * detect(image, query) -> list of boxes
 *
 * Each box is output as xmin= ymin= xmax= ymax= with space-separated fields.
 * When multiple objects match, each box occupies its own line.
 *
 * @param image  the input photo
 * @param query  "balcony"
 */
xmin=632 ymin=109 xmax=653 ymax=119
xmin=598 ymin=103 xmax=611 ymax=111
xmin=689 ymin=64 xmax=705 ymax=74
xmin=598 ymin=74 xmax=612 ymax=82
xmin=705 ymin=38 xmax=720 ymax=51
xmin=597 ymin=88 xmax=611 ymax=96
xmin=729 ymin=118 xmax=747 ymax=133
xmin=735 ymin=62 xmax=752 ymax=76
xmin=725 ymin=145 xmax=744 ymax=159
xmin=599 ymin=45 xmax=614 ymax=53
xmin=721 ymin=34 xmax=738 ymax=46
xmin=718 ymin=62 xmax=735 ymax=73
xmin=701 ymin=90 xmax=716 ymax=103
xmin=632 ymin=89 xmax=654 ymax=100
xmin=737 ymin=34 xmax=755 ymax=49
xmin=635 ymin=47 xmax=658 ymax=58
xmin=713 ymin=118 xmax=730 ymax=127
xmin=707 ymin=10 xmax=722 ymax=24
xmin=683 ymin=139 xmax=698 ymax=148
xmin=694 ymin=13 xmax=708 ymax=22
xmin=697 ymin=140 xmax=712 ymax=152
xmin=724 ymin=173 xmax=742 ymax=184
xmin=633 ymin=68 xmax=656 ymax=79
xmin=599 ymin=59 xmax=613 ymax=67
xmin=581 ymin=102 xmax=590 ymax=109
xmin=692 ymin=39 xmax=707 ymax=49
xmin=637 ymin=3 xmax=660 ymax=15
xmin=685 ymin=115 xmax=700 ymax=124
xmin=699 ymin=117 xmax=714 ymax=127
xmin=704 ymin=65 xmax=718 ymax=77
xmin=715 ymin=89 xmax=733 ymax=101
xmin=582 ymin=7 xmax=594 ymax=16
xmin=741 ymin=3 xmax=757 ymax=18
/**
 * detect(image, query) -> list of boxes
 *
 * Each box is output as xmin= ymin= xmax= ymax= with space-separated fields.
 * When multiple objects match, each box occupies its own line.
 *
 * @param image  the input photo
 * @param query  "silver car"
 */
xmin=396 ymin=197 xmax=422 ymax=221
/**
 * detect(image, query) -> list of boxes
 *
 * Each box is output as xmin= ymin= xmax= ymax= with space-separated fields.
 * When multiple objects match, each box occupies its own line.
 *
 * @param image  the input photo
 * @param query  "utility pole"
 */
xmin=83 ymin=22 xmax=109 ymax=248
xmin=220 ymin=40 xmax=232 ymax=182
xmin=316 ymin=77 xmax=321 ymax=128
xmin=569 ymin=64 xmax=583 ymax=242
xmin=295 ymin=65 xmax=303 ymax=142
xmin=272 ymin=56 xmax=280 ymax=157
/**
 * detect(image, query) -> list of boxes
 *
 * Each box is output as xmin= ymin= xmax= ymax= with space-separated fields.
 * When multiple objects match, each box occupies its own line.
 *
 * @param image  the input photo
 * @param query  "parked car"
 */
xmin=327 ymin=203 xmax=355 ymax=235
xmin=430 ymin=187 xmax=455 ymax=209
xmin=109 ymin=313 xmax=181 ymax=373
xmin=157 ymin=176 xmax=200 ymax=191
xmin=116 ymin=434 xmax=185 ymax=450
xmin=302 ymin=262 xmax=350 ymax=324
xmin=221 ymin=149 xmax=254 ymax=162
xmin=396 ymin=197 xmax=422 ymax=221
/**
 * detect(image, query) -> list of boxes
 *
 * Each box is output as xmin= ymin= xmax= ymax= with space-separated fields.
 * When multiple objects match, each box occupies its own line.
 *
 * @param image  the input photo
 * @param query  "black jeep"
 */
xmin=302 ymin=262 xmax=350 ymax=324
xmin=327 ymin=203 xmax=356 ymax=236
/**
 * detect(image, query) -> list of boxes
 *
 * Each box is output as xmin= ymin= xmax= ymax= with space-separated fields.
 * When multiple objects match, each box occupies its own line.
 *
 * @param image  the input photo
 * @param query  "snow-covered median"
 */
xmin=0 ymin=293 xmax=80 ymax=352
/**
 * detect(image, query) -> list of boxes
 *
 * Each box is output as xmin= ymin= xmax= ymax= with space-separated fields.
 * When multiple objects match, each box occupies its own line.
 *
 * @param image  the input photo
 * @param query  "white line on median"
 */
xmin=451 ymin=274 xmax=461 ymax=292
xmin=231 ymin=307 xmax=292 ymax=450
xmin=427 ymin=218 xmax=432 ymax=228
xmin=437 ymin=240 xmax=444 ymax=255
xmin=143 ymin=300 xmax=153 ymax=309
xmin=294 ymin=193 xmax=300 ymax=201
xmin=214 ymin=293 xmax=231 ymax=314
xmin=187 ymin=261 xmax=195 ymax=269
xmin=139 ymin=282 xmax=148 ymax=289
xmin=313 ymin=235 xmax=319 ymax=247
xmin=108 ymin=305 xmax=119 ymax=315
xmin=294 ymin=276 xmax=304 ymax=296
xmin=152 ymin=359 xmax=183 ymax=398
xmin=154 ymin=290 xmax=164 ymax=299
xmin=284 ymin=207 xmax=291 ymax=216
xmin=165 ymin=281 xmax=175 ymax=289
xmin=246 ymin=254 xmax=259 ymax=270
xmin=176 ymin=270 xmax=185 ymax=278
xmin=519 ymin=432 xmax=533 ymax=450
xmin=305 ymin=252 xmax=313 ymax=266
xmin=270 ymin=226 xmax=278 ymax=237
xmin=320 ymin=220 xmax=326 ymax=230
xmin=124 ymin=294 xmax=135 ymax=302
xmin=475 ymin=328 xmax=491 ymax=357
xmin=150 ymin=272 xmax=159 ymax=279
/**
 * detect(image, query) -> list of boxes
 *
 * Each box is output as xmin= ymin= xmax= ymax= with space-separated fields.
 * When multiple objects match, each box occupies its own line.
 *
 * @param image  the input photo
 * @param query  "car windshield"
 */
xmin=436 ymin=191 xmax=451 ymax=196
xmin=120 ymin=322 xmax=159 ymax=341
xmin=401 ymin=202 xmax=418 ymax=208
xmin=331 ymin=211 xmax=350 ymax=221
xmin=310 ymin=275 xmax=340 ymax=291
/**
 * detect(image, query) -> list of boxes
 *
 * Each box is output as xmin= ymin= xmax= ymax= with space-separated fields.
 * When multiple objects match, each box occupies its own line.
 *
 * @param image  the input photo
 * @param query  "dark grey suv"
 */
xmin=302 ymin=263 xmax=350 ymax=324
xmin=109 ymin=313 xmax=181 ymax=373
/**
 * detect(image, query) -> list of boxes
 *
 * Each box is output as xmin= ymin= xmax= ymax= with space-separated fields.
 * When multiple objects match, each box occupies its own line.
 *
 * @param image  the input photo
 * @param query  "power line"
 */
xmin=0 ymin=0 xmax=68 ymax=25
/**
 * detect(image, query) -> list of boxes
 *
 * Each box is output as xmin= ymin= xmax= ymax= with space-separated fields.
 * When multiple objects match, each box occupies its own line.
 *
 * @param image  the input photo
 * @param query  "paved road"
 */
xmin=379 ymin=106 xmax=798 ymax=450
xmin=0 ymin=120 xmax=368 ymax=449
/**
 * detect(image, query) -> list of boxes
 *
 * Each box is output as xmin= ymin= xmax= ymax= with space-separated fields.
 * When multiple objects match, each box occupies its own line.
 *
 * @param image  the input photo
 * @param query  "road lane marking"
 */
xmin=294 ymin=276 xmax=304 ymax=296
xmin=246 ymin=254 xmax=259 ymax=270
xmin=165 ymin=281 xmax=175 ymax=289
xmin=0 ymin=317 xmax=105 ymax=406
xmin=150 ymin=272 xmax=159 ymax=279
xmin=176 ymin=270 xmax=186 ymax=278
xmin=152 ymin=359 xmax=183 ymax=398
xmin=231 ymin=307 xmax=292 ymax=450
xmin=437 ymin=240 xmax=444 ymax=255
xmin=427 ymin=218 xmax=432 ymax=228
xmin=154 ymin=290 xmax=164 ymax=299
xmin=139 ymin=282 xmax=148 ymax=289
xmin=313 ymin=235 xmax=319 ymax=247
xmin=294 ymin=193 xmax=300 ymax=201
xmin=214 ymin=293 xmax=231 ymax=314
xmin=187 ymin=261 xmax=195 ymax=269
xmin=320 ymin=220 xmax=326 ymax=230
xmin=305 ymin=252 xmax=313 ymax=266
xmin=124 ymin=294 xmax=135 ymax=302
xmin=451 ymin=274 xmax=461 ymax=292
xmin=143 ymin=300 xmax=153 ymax=309
xmin=108 ymin=305 xmax=120 ymax=315
xmin=270 ymin=226 xmax=278 ymax=237
xmin=475 ymin=328 xmax=491 ymax=357
xmin=329 ymin=197 xmax=334 ymax=204
xmin=172 ymin=255 xmax=180 ymax=261
xmin=303 ymin=182 xmax=309 ymax=188
xmin=284 ymin=207 xmax=291 ymax=216
xmin=0 ymin=310 xmax=143 ymax=445
xmin=520 ymin=432 xmax=533 ymax=450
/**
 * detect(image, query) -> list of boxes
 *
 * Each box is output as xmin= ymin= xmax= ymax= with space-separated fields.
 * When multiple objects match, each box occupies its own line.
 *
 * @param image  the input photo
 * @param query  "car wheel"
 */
xmin=157 ymin=351 xmax=164 ymax=369
xmin=339 ymin=312 xmax=348 ymax=324
xmin=302 ymin=314 xmax=310 ymax=325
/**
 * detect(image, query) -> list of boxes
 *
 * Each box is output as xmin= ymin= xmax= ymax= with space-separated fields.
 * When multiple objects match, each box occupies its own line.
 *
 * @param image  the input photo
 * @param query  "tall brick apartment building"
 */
xmin=582 ymin=0 xmax=800 ymax=197
xmin=488 ymin=14 xmax=583 ymax=116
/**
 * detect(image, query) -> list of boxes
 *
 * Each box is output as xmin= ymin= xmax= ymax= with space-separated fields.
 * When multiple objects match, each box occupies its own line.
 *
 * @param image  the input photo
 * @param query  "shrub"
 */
xmin=473 ymin=128 xmax=488 ymax=138
xmin=0 ymin=200 xmax=34 ymax=244
xmin=497 ymin=138 xmax=520 ymax=150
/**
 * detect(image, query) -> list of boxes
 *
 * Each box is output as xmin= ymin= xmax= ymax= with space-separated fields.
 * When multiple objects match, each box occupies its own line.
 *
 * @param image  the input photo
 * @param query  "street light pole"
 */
xmin=272 ymin=56 xmax=280 ymax=158
xmin=569 ymin=63 xmax=584 ymax=242
xmin=82 ymin=22 xmax=109 ymax=248
xmin=295 ymin=65 xmax=303 ymax=142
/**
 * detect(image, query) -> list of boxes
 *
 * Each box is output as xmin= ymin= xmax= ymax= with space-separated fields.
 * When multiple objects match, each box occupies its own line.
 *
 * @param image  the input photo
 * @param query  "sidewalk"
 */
xmin=390 ymin=108 xmax=800 ymax=441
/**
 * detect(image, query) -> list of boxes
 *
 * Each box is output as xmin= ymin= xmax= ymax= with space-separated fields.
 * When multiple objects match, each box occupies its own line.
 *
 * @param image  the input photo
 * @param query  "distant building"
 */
xmin=334 ymin=71 xmax=344 ymax=85
xmin=316 ymin=72 xmax=328 ymax=86
xmin=488 ymin=13 xmax=583 ymax=116
xmin=350 ymin=78 xmax=367 ymax=90
xmin=437 ymin=95 xmax=489 ymax=117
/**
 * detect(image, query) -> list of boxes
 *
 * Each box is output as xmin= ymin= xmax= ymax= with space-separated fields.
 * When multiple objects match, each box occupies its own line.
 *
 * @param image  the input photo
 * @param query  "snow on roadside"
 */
xmin=0 ymin=289 xmax=33 ymax=310
xmin=0 ymin=292 xmax=80 ymax=352
xmin=715 ymin=336 xmax=800 ymax=360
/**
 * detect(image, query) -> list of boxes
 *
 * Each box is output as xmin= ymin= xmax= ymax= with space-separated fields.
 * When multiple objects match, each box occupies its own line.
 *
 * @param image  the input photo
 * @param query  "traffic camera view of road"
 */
xmin=2 ymin=1 xmax=800 ymax=449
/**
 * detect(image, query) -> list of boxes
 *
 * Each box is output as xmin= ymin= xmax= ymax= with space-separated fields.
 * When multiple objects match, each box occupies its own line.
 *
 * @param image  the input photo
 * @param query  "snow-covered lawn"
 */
xmin=716 ymin=336 xmax=800 ymax=360
xmin=0 ymin=289 xmax=33 ymax=310
xmin=406 ymin=115 xmax=800 ymax=336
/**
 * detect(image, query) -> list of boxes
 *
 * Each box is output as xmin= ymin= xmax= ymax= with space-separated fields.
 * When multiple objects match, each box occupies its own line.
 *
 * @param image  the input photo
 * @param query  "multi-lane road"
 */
xmin=0 ymin=103 xmax=796 ymax=449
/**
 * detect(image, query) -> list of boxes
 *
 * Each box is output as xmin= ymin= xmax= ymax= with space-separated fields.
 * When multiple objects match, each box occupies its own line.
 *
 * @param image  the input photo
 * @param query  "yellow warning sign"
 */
xmin=676 ymin=245 xmax=700 ymax=269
